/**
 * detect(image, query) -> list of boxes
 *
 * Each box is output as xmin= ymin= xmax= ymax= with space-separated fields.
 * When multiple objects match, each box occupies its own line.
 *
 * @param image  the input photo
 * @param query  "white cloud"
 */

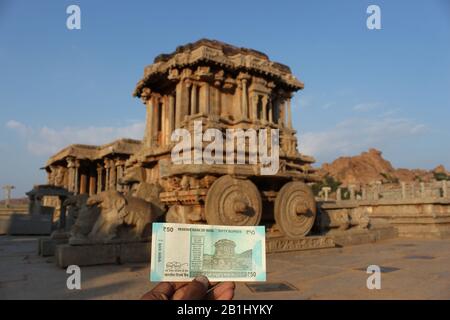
xmin=299 ymin=116 xmax=427 ymax=164
xmin=6 ymin=120 xmax=145 ymax=156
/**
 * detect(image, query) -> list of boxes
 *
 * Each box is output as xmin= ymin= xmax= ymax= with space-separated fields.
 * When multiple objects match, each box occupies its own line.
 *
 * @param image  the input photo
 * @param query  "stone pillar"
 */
xmin=443 ymin=180 xmax=448 ymax=198
xmin=96 ymin=164 xmax=103 ymax=194
xmin=214 ymin=87 xmax=221 ymax=116
xmin=152 ymin=96 xmax=160 ymax=146
xmin=168 ymin=94 xmax=175 ymax=142
xmin=262 ymin=96 xmax=268 ymax=123
xmin=251 ymin=94 xmax=258 ymax=120
xmin=2 ymin=185 xmax=14 ymax=208
xmin=88 ymin=169 xmax=96 ymax=196
xmin=66 ymin=157 xmax=76 ymax=192
xmin=144 ymin=97 xmax=154 ymax=148
xmin=420 ymin=182 xmax=425 ymax=198
xmin=109 ymin=160 xmax=117 ymax=191
xmin=175 ymin=81 xmax=185 ymax=127
xmin=116 ymin=160 xmax=124 ymax=191
xmin=278 ymin=99 xmax=285 ymax=127
xmin=241 ymin=79 xmax=248 ymax=119
xmin=336 ymin=188 xmax=342 ymax=201
xmin=268 ymin=99 xmax=273 ymax=123
xmin=201 ymin=83 xmax=210 ymax=115
xmin=349 ymin=185 xmax=355 ymax=201
xmin=104 ymin=160 xmax=110 ymax=191
xmin=374 ymin=181 xmax=382 ymax=200
xmin=321 ymin=187 xmax=331 ymax=201
xmin=286 ymin=97 xmax=293 ymax=129
xmin=191 ymin=83 xmax=198 ymax=115
xmin=74 ymin=160 xmax=80 ymax=194
xmin=410 ymin=183 xmax=415 ymax=198
xmin=79 ymin=173 xmax=87 ymax=194
xmin=401 ymin=182 xmax=407 ymax=199
xmin=361 ymin=186 xmax=367 ymax=200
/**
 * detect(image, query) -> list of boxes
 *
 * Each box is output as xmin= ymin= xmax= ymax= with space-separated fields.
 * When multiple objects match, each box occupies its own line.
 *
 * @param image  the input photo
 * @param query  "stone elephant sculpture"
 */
xmin=63 ymin=194 xmax=100 ymax=245
xmin=86 ymin=190 xmax=164 ymax=242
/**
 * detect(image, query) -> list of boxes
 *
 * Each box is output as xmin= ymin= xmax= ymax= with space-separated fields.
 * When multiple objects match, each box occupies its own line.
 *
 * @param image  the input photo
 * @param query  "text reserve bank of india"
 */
xmin=150 ymin=223 xmax=266 ymax=282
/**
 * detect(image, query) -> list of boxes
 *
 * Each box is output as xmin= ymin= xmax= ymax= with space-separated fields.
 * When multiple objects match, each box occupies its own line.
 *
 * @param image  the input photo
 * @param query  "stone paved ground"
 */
xmin=0 ymin=235 xmax=449 ymax=299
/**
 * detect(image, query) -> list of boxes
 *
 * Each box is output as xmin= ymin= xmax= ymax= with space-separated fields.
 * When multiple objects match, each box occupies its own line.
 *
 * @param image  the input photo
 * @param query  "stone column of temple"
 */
xmin=251 ymin=95 xmax=258 ymax=121
xmin=241 ymin=79 xmax=248 ymax=119
xmin=268 ymin=99 xmax=273 ymax=123
xmin=144 ymin=96 xmax=154 ymax=148
xmin=66 ymin=157 xmax=75 ymax=192
xmin=278 ymin=98 xmax=285 ymax=127
xmin=321 ymin=187 xmax=331 ymax=201
xmin=175 ymin=81 xmax=183 ymax=128
xmin=200 ymin=83 xmax=210 ymax=115
xmin=74 ymin=160 xmax=80 ymax=194
xmin=167 ymin=95 xmax=174 ymax=144
xmin=161 ymin=96 xmax=167 ymax=147
xmin=262 ymin=96 xmax=268 ymax=123
xmin=349 ymin=185 xmax=355 ymax=200
xmin=214 ymin=86 xmax=221 ymax=117
xmin=184 ymin=81 xmax=192 ymax=120
xmin=109 ymin=160 xmax=117 ymax=191
xmin=96 ymin=164 xmax=103 ymax=194
xmin=286 ymin=97 xmax=293 ymax=129
xmin=104 ymin=159 xmax=110 ymax=191
xmin=88 ymin=167 xmax=96 ymax=196
xmin=79 ymin=172 xmax=87 ymax=194
xmin=374 ymin=181 xmax=382 ymax=200
xmin=191 ymin=83 xmax=198 ymax=115
xmin=152 ymin=96 xmax=160 ymax=146
xmin=115 ymin=160 xmax=124 ymax=191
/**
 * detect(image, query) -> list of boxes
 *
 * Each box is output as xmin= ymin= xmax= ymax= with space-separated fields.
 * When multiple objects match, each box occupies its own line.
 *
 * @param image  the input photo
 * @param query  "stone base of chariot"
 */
xmin=55 ymin=234 xmax=337 ymax=267
xmin=266 ymin=234 xmax=335 ymax=253
xmin=55 ymin=241 xmax=152 ymax=268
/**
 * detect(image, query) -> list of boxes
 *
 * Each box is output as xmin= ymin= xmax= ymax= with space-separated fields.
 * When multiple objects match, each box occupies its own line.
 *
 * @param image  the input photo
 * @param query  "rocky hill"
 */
xmin=316 ymin=148 xmax=448 ymax=186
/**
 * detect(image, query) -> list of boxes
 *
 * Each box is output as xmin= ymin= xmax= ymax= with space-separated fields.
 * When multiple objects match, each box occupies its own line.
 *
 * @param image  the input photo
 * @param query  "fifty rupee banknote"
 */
xmin=150 ymin=223 xmax=266 ymax=282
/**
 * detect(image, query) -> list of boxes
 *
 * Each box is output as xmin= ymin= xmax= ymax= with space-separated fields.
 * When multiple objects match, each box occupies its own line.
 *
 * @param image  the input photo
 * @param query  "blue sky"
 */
xmin=1 ymin=0 xmax=449 ymax=197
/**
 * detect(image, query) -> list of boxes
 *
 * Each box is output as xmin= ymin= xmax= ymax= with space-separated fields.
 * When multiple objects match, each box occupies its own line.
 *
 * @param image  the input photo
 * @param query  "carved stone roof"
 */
xmin=134 ymin=39 xmax=304 ymax=98
xmin=45 ymin=138 xmax=142 ymax=166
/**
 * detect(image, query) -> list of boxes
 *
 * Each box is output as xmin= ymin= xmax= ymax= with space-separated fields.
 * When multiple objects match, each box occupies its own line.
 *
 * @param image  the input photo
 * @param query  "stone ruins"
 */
xmin=2 ymin=39 xmax=448 ymax=266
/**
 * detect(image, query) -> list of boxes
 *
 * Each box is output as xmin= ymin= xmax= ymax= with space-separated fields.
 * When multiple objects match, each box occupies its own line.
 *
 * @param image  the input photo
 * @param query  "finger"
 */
xmin=207 ymin=282 xmax=235 ymax=300
xmin=141 ymin=282 xmax=175 ymax=300
xmin=140 ymin=282 xmax=190 ymax=300
xmin=172 ymin=276 xmax=209 ymax=300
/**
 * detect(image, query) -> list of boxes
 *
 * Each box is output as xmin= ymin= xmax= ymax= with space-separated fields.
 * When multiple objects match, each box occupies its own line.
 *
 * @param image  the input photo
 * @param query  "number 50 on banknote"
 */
xmin=150 ymin=223 xmax=266 ymax=282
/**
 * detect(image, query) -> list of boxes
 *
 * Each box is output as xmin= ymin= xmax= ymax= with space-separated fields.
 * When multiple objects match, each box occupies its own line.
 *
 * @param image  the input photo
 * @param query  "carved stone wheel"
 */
xmin=274 ymin=181 xmax=317 ymax=238
xmin=205 ymin=175 xmax=262 ymax=226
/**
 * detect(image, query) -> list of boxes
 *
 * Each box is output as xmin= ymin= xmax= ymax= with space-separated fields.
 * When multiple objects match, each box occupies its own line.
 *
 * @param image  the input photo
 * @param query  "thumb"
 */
xmin=172 ymin=276 xmax=209 ymax=300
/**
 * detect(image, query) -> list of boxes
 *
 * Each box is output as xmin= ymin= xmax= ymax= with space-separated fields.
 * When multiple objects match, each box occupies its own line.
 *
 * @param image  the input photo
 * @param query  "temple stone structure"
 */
xmin=44 ymin=138 xmax=141 ymax=196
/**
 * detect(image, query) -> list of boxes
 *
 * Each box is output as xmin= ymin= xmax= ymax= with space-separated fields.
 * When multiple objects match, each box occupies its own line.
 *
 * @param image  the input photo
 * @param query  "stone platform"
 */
xmin=0 ymin=213 xmax=53 ymax=235
xmin=54 ymin=227 xmax=398 ymax=268
xmin=323 ymin=226 xmax=398 ymax=247
xmin=56 ymin=241 xmax=152 ymax=268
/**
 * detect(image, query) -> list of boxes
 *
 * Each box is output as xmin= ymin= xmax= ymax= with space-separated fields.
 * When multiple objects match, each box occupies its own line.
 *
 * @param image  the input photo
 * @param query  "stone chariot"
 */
xmin=127 ymin=39 xmax=320 ymax=239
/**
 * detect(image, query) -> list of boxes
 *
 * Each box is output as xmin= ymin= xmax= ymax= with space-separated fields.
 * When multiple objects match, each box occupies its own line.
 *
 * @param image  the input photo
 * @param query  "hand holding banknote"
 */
xmin=141 ymin=275 xmax=235 ymax=300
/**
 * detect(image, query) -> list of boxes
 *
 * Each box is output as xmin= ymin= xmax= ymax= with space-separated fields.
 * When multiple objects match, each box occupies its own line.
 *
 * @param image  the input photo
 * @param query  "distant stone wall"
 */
xmin=317 ymin=180 xmax=448 ymax=202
